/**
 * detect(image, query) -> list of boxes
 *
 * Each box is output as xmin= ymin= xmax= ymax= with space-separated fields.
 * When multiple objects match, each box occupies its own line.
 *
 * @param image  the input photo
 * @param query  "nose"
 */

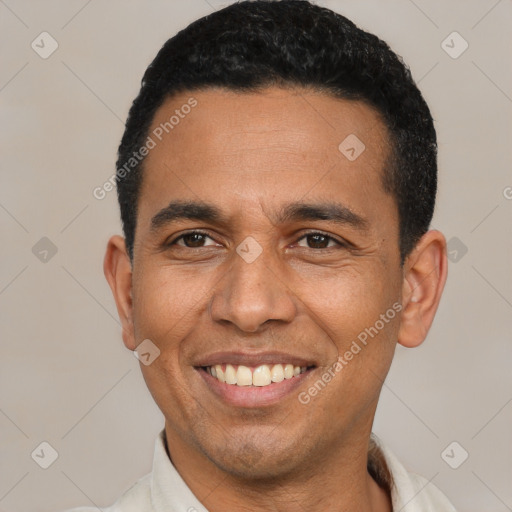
xmin=209 ymin=243 xmax=297 ymax=333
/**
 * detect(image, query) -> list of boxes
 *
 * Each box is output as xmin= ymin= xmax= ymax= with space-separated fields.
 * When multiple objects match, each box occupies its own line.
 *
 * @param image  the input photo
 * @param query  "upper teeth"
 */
xmin=206 ymin=363 xmax=307 ymax=387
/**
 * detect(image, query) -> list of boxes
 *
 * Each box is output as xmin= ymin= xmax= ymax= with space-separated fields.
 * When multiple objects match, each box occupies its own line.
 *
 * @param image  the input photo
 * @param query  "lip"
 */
xmin=194 ymin=351 xmax=317 ymax=368
xmin=196 ymin=365 xmax=315 ymax=408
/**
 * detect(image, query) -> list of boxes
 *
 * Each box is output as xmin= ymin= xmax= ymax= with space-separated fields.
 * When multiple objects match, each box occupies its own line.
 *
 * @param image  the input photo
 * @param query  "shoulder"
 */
xmin=370 ymin=434 xmax=457 ymax=512
xmin=397 ymin=470 xmax=457 ymax=512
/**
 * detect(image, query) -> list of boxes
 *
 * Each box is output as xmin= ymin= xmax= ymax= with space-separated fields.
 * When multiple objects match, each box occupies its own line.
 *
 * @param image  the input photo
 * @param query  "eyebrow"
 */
xmin=149 ymin=199 xmax=369 ymax=234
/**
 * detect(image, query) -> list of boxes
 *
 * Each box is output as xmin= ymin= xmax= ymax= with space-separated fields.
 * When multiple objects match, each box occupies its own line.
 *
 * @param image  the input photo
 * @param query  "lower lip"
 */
xmin=196 ymin=367 xmax=315 ymax=408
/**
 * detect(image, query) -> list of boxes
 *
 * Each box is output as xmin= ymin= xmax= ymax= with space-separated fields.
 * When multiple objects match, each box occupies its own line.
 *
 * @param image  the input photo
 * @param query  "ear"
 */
xmin=103 ymin=235 xmax=136 ymax=351
xmin=397 ymin=230 xmax=448 ymax=348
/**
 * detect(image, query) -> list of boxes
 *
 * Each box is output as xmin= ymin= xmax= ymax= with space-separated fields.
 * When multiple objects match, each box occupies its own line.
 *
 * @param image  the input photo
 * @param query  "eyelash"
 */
xmin=166 ymin=230 xmax=346 ymax=249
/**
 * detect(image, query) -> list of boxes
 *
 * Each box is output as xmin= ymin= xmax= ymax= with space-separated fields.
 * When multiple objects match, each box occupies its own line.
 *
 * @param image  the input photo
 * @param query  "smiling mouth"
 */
xmin=200 ymin=363 xmax=314 ymax=387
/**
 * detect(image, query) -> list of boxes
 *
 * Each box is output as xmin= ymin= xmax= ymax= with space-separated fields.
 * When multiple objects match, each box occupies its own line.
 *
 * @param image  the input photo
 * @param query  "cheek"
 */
xmin=131 ymin=265 xmax=213 ymax=342
xmin=132 ymin=266 xmax=205 ymax=417
xmin=297 ymin=263 xmax=401 ymax=409
xmin=299 ymin=264 xmax=400 ymax=343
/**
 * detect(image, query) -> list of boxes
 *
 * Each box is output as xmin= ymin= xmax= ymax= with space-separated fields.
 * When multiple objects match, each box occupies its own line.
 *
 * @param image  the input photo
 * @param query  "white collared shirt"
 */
xmin=63 ymin=430 xmax=456 ymax=512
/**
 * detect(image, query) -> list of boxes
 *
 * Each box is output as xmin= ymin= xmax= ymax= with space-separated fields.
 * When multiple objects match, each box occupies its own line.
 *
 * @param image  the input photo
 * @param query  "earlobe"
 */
xmin=397 ymin=230 xmax=448 ymax=348
xmin=103 ymin=235 xmax=137 ymax=351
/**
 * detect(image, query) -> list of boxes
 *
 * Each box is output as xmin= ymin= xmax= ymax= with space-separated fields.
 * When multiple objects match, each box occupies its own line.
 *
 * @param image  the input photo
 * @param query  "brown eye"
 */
xmin=169 ymin=231 xmax=217 ymax=248
xmin=181 ymin=233 xmax=207 ymax=247
xmin=296 ymin=232 xmax=341 ymax=249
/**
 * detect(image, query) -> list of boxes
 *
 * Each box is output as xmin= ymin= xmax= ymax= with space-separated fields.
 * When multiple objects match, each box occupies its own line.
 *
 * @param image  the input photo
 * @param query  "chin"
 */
xmin=200 ymin=433 xmax=308 ymax=482
xmin=212 ymin=453 xmax=295 ymax=482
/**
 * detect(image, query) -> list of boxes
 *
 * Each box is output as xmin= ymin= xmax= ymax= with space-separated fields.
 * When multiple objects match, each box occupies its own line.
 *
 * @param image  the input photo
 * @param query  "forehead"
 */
xmin=147 ymin=86 xmax=389 ymax=161
xmin=138 ymin=87 xmax=395 ymax=233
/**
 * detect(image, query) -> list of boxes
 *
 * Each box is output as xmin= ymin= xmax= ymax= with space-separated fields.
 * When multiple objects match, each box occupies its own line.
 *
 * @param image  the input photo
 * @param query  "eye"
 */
xmin=165 ymin=230 xmax=346 ymax=250
xmin=168 ymin=230 xmax=219 ymax=248
xmin=296 ymin=232 xmax=344 ymax=249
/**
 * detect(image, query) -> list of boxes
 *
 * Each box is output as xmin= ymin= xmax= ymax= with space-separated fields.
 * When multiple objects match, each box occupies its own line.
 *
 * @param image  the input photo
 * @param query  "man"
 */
xmin=67 ymin=1 xmax=454 ymax=510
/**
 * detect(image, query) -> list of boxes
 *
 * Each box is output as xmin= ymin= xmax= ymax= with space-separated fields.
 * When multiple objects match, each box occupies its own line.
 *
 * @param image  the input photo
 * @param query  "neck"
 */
xmin=164 ymin=423 xmax=392 ymax=512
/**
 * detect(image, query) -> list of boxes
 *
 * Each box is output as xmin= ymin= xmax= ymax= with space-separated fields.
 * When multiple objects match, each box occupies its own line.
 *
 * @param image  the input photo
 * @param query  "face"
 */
xmin=125 ymin=87 xmax=404 ymax=478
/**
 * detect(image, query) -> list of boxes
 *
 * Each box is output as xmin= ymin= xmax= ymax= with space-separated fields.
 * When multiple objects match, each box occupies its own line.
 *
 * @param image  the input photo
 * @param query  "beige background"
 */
xmin=1 ymin=0 xmax=511 ymax=510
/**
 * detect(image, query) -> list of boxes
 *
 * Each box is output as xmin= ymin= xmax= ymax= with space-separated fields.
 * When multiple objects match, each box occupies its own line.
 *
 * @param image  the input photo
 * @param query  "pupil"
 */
xmin=186 ymin=233 xmax=204 ymax=247
xmin=309 ymin=234 xmax=326 ymax=248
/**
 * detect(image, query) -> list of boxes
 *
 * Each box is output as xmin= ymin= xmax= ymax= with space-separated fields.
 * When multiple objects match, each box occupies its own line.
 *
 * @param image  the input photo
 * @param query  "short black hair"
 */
xmin=116 ymin=0 xmax=437 ymax=265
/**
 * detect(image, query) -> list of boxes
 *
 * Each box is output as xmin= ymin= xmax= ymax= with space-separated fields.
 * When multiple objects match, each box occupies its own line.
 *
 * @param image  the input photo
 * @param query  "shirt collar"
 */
xmin=150 ymin=429 xmax=208 ymax=512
